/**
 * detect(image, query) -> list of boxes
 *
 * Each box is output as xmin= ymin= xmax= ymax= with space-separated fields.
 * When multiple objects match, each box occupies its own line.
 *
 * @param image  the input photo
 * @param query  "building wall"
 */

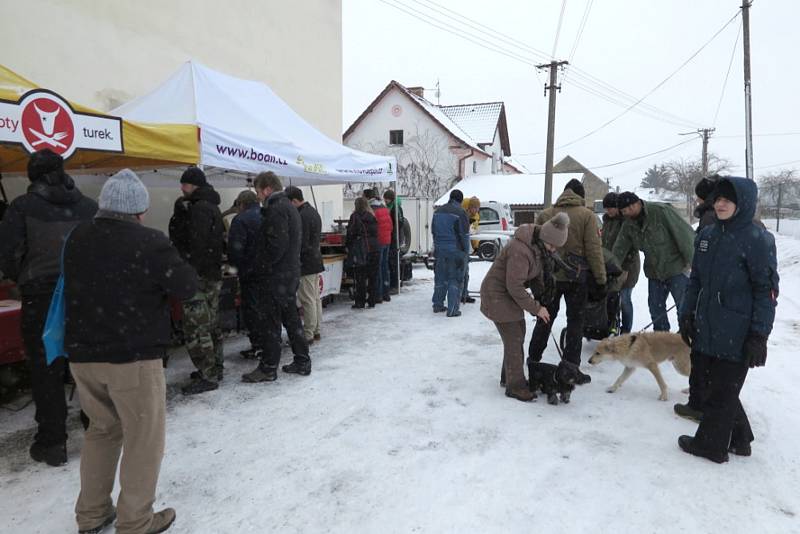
xmin=1 ymin=0 xmax=344 ymax=232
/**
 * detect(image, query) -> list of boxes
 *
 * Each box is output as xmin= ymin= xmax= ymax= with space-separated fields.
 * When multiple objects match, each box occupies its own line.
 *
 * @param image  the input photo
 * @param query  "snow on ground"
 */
xmin=2 ymin=237 xmax=800 ymax=533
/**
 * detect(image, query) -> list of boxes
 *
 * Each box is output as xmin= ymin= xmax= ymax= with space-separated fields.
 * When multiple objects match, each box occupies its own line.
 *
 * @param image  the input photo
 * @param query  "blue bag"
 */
xmin=42 ymin=229 xmax=73 ymax=365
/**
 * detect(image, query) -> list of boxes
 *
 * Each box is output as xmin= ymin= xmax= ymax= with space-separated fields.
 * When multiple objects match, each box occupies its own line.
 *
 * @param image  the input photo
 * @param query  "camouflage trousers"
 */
xmin=182 ymin=278 xmax=223 ymax=381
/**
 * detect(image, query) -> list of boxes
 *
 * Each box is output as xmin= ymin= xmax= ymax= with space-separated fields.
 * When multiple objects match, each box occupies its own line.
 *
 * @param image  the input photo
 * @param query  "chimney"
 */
xmin=407 ymin=86 xmax=425 ymax=98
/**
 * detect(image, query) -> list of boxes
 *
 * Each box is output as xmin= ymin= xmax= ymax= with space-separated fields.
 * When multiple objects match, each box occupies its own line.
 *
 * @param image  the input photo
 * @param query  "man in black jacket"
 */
xmin=383 ymin=189 xmax=403 ymax=294
xmin=285 ymin=186 xmax=324 ymax=344
xmin=0 ymin=149 xmax=97 ymax=466
xmin=242 ymin=172 xmax=311 ymax=382
xmin=169 ymin=167 xmax=225 ymax=395
xmin=227 ymin=190 xmax=262 ymax=358
xmin=65 ymin=169 xmax=196 ymax=534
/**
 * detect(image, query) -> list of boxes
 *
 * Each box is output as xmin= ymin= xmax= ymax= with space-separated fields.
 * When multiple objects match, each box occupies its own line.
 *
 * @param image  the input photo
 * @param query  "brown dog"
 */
xmin=589 ymin=332 xmax=691 ymax=401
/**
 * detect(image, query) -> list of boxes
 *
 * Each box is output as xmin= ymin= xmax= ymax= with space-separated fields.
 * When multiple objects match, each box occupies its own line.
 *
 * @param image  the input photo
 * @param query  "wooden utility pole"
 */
xmin=537 ymin=60 xmax=568 ymax=207
xmin=700 ymin=128 xmax=715 ymax=175
xmin=742 ymin=0 xmax=754 ymax=180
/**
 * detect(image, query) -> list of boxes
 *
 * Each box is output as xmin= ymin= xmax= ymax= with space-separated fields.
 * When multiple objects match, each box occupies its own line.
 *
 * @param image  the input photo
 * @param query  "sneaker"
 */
xmin=30 ymin=441 xmax=67 ymax=467
xmin=678 ymin=435 xmax=729 ymax=464
xmin=242 ymin=366 xmax=278 ymax=383
xmin=146 ymin=508 xmax=176 ymax=534
xmin=674 ymin=403 xmax=703 ymax=423
xmin=432 ymin=305 xmax=447 ymax=313
xmin=505 ymin=388 xmax=536 ymax=402
xmin=314 ymin=333 xmax=321 ymax=341
xmin=180 ymin=378 xmax=219 ymax=395
xmin=446 ymin=310 xmax=462 ymax=317
xmin=79 ymin=511 xmax=116 ymax=533
xmin=728 ymin=442 xmax=752 ymax=457
xmin=282 ymin=361 xmax=311 ymax=376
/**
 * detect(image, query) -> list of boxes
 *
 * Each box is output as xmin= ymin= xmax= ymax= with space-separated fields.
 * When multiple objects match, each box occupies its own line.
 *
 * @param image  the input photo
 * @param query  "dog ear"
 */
xmin=629 ymin=335 xmax=637 ymax=347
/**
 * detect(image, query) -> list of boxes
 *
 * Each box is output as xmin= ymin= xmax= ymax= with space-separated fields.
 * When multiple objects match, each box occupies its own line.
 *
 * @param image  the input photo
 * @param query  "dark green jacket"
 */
xmin=602 ymin=214 xmax=640 ymax=290
xmin=611 ymin=201 xmax=694 ymax=282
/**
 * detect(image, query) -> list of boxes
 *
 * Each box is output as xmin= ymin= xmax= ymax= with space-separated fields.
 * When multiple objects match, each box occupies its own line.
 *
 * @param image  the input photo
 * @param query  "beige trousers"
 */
xmin=70 ymin=359 xmax=166 ymax=534
xmin=495 ymin=320 xmax=528 ymax=391
xmin=298 ymin=273 xmax=322 ymax=341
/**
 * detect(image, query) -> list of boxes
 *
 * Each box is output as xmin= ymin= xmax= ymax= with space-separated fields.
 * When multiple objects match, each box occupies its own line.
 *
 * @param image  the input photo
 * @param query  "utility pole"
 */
xmin=700 ymin=127 xmax=715 ymax=175
xmin=536 ymin=60 xmax=568 ymax=208
xmin=742 ymin=0 xmax=754 ymax=180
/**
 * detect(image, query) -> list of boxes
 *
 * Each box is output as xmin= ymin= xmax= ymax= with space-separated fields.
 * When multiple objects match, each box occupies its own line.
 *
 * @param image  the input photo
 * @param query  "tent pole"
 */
xmin=394 ymin=181 xmax=401 ymax=294
xmin=310 ymin=185 xmax=318 ymax=210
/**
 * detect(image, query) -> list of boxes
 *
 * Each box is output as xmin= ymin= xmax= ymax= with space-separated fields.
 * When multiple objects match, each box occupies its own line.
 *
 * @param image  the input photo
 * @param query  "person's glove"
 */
xmin=679 ymin=314 xmax=695 ymax=347
xmin=587 ymin=282 xmax=607 ymax=302
xmin=744 ymin=333 xmax=768 ymax=368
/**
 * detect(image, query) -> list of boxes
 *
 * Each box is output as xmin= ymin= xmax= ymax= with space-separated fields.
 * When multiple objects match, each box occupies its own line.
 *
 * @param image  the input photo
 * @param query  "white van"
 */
xmin=472 ymin=201 xmax=514 ymax=260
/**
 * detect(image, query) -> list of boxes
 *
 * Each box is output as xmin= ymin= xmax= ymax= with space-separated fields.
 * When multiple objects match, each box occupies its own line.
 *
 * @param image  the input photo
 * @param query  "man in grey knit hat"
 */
xmin=64 ymin=169 xmax=197 ymax=534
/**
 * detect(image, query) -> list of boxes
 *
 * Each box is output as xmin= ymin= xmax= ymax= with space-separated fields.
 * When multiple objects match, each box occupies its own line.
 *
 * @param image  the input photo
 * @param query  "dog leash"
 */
xmin=638 ymin=303 xmax=677 ymax=332
xmin=550 ymin=331 xmax=565 ymax=360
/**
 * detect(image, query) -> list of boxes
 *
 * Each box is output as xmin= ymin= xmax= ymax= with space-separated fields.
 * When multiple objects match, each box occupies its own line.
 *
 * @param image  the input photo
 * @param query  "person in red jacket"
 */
xmin=364 ymin=189 xmax=393 ymax=302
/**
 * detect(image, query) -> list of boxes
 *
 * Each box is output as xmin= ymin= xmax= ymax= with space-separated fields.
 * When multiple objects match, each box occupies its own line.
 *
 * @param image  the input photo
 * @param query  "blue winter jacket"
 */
xmin=227 ymin=204 xmax=262 ymax=281
xmin=680 ymin=176 xmax=779 ymax=361
xmin=432 ymin=199 xmax=470 ymax=253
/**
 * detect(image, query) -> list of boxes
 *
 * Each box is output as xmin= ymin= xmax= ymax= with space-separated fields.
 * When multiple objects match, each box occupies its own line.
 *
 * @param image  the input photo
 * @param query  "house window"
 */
xmin=389 ymin=130 xmax=404 ymax=145
xmin=472 ymin=161 xmax=477 ymax=174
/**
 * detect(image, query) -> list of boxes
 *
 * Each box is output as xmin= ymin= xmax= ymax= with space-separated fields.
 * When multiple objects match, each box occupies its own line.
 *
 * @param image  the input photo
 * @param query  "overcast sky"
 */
xmin=343 ymin=0 xmax=799 ymax=192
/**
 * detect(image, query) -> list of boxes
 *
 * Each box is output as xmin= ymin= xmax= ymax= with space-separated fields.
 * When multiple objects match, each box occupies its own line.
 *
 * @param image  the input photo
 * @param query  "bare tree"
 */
xmin=663 ymin=155 xmax=730 ymax=218
xmin=345 ymin=124 xmax=457 ymax=199
xmin=759 ymin=169 xmax=800 ymax=216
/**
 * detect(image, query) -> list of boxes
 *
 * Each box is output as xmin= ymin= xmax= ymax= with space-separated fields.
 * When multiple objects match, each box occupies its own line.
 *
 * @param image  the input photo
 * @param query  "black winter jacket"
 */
xmin=168 ymin=185 xmax=224 ymax=281
xmin=0 ymin=179 xmax=97 ymax=295
xmin=297 ymin=202 xmax=324 ymax=276
xmin=254 ymin=191 xmax=302 ymax=297
xmin=227 ymin=205 xmax=262 ymax=281
xmin=694 ymin=201 xmax=716 ymax=233
xmin=64 ymin=213 xmax=198 ymax=363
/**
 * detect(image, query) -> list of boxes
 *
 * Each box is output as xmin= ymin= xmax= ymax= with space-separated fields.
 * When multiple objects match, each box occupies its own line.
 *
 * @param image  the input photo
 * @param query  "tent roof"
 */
xmin=0 ymin=64 xmax=198 ymax=174
xmin=435 ymin=173 xmax=582 ymax=206
xmin=113 ymin=61 xmax=395 ymax=185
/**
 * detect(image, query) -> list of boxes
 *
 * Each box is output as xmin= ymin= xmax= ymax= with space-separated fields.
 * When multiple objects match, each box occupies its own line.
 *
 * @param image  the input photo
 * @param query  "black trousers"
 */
xmin=687 ymin=350 xmax=712 ymax=410
xmin=529 ymin=281 xmax=587 ymax=366
xmin=693 ymin=353 xmax=754 ymax=453
xmin=21 ymin=292 xmax=67 ymax=446
xmin=353 ymin=252 xmax=379 ymax=306
xmin=388 ymin=245 xmax=400 ymax=290
xmin=239 ymin=279 xmax=261 ymax=350
xmin=254 ymin=282 xmax=309 ymax=369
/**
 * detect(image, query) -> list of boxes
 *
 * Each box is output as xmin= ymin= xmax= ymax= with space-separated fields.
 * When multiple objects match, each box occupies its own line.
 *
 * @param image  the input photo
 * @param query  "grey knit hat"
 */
xmin=539 ymin=212 xmax=570 ymax=248
xmin=98 ymin=169 xmax=150 ymax=214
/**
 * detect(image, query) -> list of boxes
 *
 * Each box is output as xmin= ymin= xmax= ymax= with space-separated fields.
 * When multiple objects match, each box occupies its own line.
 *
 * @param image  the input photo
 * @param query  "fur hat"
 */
xmin=539 ymin=212 xmax=570 ymax=248
xmin=616 ymin=191 xmax=640 ymax=210
xmin=180 ymin=167 xmax=207 ymax=186
xmin=695 ymin=175 xmax=718 ymax=200
xmin=712 ymin=179 xmax=737 ymax=204
xmin=467 ymin=196 xmax=480 ymax=210
xmin=449 ymin=189 xmax=464 ymax=203
xmin=564 ymin=178 xmax=585 ymax=198
xmin=602 ymin=192 xmax=618 ymax=209
xmin=98 ymin=169 xmax=150 ymax=214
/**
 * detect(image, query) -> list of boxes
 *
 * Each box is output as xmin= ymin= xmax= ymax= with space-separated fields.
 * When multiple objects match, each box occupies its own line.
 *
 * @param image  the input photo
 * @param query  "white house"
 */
xmin=343 ymin=81 xmax=525 ymax=200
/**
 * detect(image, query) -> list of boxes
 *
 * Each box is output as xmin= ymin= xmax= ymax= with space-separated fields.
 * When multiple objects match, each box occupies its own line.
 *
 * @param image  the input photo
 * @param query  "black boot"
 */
xmin=674 ymin=403 xmax=703 ymax=423
xmin=242 ymin=365 xmax=278 ymax=383
xmin=282 ymin=361 xmax=311 ymax=376
xmin=30 ymin=441 xmax=67 ymax=467
xmin=181 ymin=378 xmax=219 ymax=395
xmin=678 ymin=435 xmax=729 ymax=464
xmin=240 ymin=348 xmax=258 ymax=359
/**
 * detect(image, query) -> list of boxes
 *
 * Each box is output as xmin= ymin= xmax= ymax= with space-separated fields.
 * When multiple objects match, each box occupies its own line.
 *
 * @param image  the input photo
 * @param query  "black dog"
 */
xmin=527 ymin=360 xmax=580 ymax=405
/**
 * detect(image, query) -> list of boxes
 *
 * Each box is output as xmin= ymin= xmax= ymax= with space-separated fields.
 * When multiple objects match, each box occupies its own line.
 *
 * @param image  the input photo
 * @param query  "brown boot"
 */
xmin=147 ymin=508 xmax=176 ymax=533
xmin=505 ymin=388 xmax=536 ymax=402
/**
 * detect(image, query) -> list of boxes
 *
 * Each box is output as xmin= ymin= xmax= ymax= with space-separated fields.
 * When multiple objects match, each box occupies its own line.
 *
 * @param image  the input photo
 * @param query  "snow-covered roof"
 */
xmin=439 ymin=102 xmax=503 ymax=146
xmin=635 ymin=187 xmax=686 ymax=203
xmin=401 ymin=87 xmax=486 ymax=155
xmin=435 ymin=173 xmax=583 ymax=206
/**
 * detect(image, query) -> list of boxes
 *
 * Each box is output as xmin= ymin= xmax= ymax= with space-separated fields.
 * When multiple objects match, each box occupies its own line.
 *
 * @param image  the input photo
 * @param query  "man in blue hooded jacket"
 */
xmin=431 ymin=189 xmax=470 ymax=317
xmin=677 ymin=176 xmax=779 ymax=463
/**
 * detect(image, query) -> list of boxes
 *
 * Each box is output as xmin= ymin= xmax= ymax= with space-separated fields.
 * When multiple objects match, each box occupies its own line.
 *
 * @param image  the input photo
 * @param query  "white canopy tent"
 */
xmin=112 ymin=61 xmax=395 ymax=186
xmin=435 ymin=173 xmax=580 ymax=206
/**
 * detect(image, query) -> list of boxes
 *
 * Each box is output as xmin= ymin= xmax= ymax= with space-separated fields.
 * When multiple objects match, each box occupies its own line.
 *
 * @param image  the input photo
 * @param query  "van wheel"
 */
xmin=477 ymin=241 xmax=498 ymax=261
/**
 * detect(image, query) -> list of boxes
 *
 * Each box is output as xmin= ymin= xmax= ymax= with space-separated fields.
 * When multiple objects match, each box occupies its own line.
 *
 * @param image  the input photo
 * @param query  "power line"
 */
xmin=712 ymin=18 xmax=742 ymax=127
xmin=715 ymin=132 xmax=800 ymax=138
xmin=556 ymin=9 xmax=742 ymax=150
xmin=587 ymin=138 xmax=698 ymax=170
xmin=552 ymin=0 xmax=568 ymax=58
xmin=564 ymin=0 xmax=594 ymax=73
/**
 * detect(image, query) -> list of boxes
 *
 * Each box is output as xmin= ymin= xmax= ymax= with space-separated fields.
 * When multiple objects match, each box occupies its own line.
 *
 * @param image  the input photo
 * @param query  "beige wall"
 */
xmin=1 ymin=0 xmax=344 ymax=231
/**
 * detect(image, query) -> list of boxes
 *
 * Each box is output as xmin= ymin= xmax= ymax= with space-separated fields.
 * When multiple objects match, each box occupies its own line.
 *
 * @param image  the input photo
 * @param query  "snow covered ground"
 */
xmin=2 ymin=235 xmax=800 ymax=533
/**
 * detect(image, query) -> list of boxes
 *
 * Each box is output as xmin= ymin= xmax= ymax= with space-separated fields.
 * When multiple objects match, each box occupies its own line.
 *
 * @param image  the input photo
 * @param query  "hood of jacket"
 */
xmin=716 ymin=176 xmax=757 ymax=231
xmin=266 ymin=190 xmax=288 ymax=206
xmin=27 ymin=176 xmax=83 ymax=205
xmin=512 ymin=223 xmax=537 ymax=252
xmin=554 ymin=189 xmax=586 ymax=208
xmin=187 ymin=184 xmax=221 ymax=205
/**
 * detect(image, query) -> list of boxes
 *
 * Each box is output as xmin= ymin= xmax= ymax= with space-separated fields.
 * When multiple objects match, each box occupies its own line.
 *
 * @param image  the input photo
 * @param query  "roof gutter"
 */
xmin=456 ymin=148 xmax=474 ymax=181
